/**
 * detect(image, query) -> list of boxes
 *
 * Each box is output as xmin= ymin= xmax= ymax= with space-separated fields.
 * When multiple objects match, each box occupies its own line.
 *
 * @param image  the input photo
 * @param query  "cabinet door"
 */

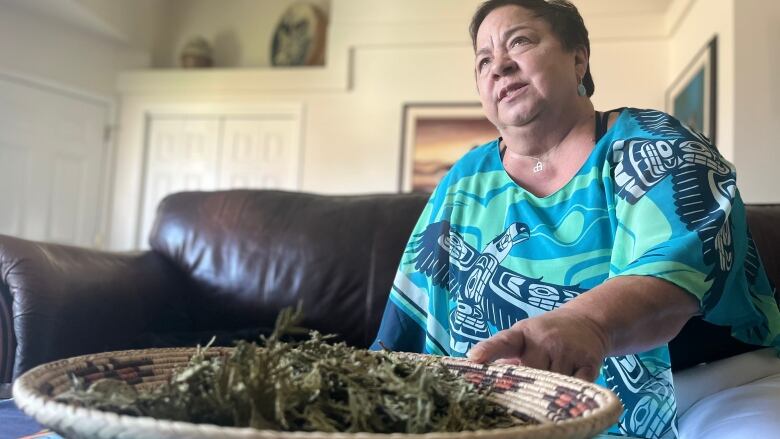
xmin=138 ymin=116 xmax=219 ymax=247
xmin=218 ymin=117 xmax=301 ymax=190
xmin=0 ymin=75 xmax=108 ymax=247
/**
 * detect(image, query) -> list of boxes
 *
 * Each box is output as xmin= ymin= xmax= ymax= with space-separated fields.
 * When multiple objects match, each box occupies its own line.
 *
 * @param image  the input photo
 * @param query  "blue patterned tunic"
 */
xmin=371 ymin=108 xmax=780 ymax=438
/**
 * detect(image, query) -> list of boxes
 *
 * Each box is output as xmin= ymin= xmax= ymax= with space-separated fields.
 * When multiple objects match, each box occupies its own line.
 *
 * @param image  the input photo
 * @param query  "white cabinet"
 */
xmin=219 ymin=117 xmax=300 ymax=189
xmin=138 ymin=111 xmax=301 ymax=247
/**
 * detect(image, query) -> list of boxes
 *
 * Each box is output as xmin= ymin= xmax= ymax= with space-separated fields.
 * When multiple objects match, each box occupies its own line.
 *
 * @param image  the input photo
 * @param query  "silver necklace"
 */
xmin=501 ymin=112 xmax=601 ymax=174
xmin=501 ymin=141 xmax=561 ymax=173
xmin=531 ymin=157 xmax=545 ymax=173
xmin=501 ymin=136 xmax=596 ymax=174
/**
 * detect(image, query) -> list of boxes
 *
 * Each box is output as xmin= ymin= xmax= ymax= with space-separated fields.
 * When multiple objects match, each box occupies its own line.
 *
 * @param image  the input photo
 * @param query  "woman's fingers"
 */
xmin=516 ymin=346 xmax=551 ymax=371
xmin=550 ymin=350 xmax=601 ymax=381
xmin=494 ymin=357 xmax=523 ymax=365
xmin=549 ymin=355 xmax=575 ymax=377
xmin=573 ymin=364 xmax=599 ymax=382
xmin=467 ymin=328 xmax=525 ymax=363
xmin=466 ymin=312 xmax=606 ymax=384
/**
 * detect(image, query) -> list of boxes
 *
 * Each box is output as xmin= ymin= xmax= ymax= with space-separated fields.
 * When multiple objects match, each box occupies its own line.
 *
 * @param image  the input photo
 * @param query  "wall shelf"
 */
xmin=117 ymin=64 xmax=347 ymax=95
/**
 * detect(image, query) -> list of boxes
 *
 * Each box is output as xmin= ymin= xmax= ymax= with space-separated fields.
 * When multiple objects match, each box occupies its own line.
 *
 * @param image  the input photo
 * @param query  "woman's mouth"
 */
xmin=498 ymin=83 xmax=527 ymax=103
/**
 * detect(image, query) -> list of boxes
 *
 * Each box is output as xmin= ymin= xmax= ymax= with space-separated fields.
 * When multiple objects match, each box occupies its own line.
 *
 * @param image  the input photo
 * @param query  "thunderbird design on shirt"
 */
xmin=409 ymin=220 xmax=587 ymax=354
xmin=612 ymin=110 xmax=740 ymax=314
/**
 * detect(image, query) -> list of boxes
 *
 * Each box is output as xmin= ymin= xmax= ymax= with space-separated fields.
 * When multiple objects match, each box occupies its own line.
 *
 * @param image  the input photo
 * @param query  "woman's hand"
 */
xmin=466 ymin=307 xmax=610 ymax=381
xmin=465 ymin=276 xmax=700 ymax=381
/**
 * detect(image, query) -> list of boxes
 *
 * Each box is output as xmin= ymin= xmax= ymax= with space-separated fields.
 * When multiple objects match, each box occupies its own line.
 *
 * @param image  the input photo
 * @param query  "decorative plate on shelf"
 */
xmin=12 ymin=348 xmax=622 ymax=439
xmin=271 ymin=2 xmax=328 ymax=66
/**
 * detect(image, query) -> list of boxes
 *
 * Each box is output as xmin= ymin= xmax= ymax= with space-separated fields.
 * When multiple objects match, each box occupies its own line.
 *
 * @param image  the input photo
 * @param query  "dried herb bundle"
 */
xmin=56 ymin=307 xmax=525 ymax=433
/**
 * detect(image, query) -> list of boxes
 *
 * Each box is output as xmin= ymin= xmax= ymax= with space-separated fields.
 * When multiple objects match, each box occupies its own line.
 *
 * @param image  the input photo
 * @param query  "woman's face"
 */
xmin=474 ymin=5 xmax=585 ymax=129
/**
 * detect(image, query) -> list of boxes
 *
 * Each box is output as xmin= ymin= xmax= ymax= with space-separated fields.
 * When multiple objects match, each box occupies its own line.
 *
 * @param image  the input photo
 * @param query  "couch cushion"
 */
xmin=678 ymin=371 xmax=780 ymax=439
xmin=0 ymin=283 xmax=13 ymax=384
xmin=674 ymin=347 xmax=780 ymax=415
xmin=149 ymin=190 xmax=428 ymax=348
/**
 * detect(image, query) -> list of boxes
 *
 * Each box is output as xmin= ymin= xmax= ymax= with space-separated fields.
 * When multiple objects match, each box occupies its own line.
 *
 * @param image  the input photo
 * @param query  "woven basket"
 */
xmin=13 ymin=347 xmax=622 ymax=439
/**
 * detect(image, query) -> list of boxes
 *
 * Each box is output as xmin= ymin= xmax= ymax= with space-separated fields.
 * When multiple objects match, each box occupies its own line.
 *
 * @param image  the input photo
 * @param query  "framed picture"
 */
xmin=666 ymin=36 xmax=717 ymax=144
xmin=271 ymin=2 xmax=328 ymax=66
xmin=399 ymin=103 xmax=498 ymax=193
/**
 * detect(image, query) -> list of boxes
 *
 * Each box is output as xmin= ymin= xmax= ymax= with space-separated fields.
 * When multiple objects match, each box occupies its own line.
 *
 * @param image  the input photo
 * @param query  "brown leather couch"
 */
xmin=2 ymin=190 xmax=778 ymax=392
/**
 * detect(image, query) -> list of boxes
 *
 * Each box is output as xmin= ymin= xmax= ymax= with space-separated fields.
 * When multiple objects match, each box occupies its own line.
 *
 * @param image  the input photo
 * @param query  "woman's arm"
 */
xmin=467 ymin=275 xmax=700 ymax=381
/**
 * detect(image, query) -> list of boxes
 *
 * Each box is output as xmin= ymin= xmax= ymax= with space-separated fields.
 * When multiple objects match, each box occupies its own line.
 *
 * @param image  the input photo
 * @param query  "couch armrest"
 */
xmin=0 ymin=235 xmax=193 ymax=382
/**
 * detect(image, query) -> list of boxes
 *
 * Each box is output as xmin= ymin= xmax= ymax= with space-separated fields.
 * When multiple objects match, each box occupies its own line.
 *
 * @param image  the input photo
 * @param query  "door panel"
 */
xmin=138 ymin=113 xmax=301 ymax=248
xmin=0 ymin=146 xmax=28 ymax=236
xmin=139 ymin=117 xmax=220 ymax=247
xmin=0 ymin=76 xmax=108 ymax=247
xmin=48 ymin=155 xmax=87 ymax=243
xmin=219 ymin=118 xmax=300 ymax=190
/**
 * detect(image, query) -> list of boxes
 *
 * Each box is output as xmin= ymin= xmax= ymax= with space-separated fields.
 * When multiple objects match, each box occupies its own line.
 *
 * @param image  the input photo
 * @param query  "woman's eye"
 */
xmin=478 ymin=58 xmax=491 ymax=70
xmin=510 ymin=37 xmax=529 ymax=48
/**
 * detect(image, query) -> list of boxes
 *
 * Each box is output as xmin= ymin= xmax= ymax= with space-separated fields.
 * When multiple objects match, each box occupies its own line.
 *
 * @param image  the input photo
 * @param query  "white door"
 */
xmin=138 ymin=116 xmax=220 ymax=247
xmin=219 ymin=117 xmax=301 ymax=190
xmin=138 ymin=111 xmax=302 ymax=249
xmin=0 ymin=75 xmax=109 ymax=247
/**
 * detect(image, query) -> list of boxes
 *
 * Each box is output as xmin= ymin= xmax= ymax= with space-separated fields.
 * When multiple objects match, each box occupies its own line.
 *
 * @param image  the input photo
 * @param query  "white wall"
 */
xmin=590 ymin=40 xmax=667 ymax=111
xmin=0 ymin=1 xmax=157 ymax=97
xmin=154 ymin=0 xmax=331 ymax=68
xmin=733 ymin=0 xmax=780 ymax=203
xmin=667 ymin=0 xmax=780 ymax=203
xmin=668 ymin=0 xmax=735 ymax=161
xmin=0 ymin=0 xmax=174 ymax=250
xmin=109 ymin=0 xmax=671 ymax=249
xmin=72 ymin=0 xmax=172 ymax=53
xmin=6 ymin=0 xmax=777 ymax=248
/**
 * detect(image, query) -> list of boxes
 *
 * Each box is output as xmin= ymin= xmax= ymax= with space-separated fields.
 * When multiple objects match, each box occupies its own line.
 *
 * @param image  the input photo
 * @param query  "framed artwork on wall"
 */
xmin=666 ymin=36 xmax=718 ymax=144
xmin=271 ymin=2 xmax=328 ymax=66
xmin=399 ymin=103 xmax=498 ymax=193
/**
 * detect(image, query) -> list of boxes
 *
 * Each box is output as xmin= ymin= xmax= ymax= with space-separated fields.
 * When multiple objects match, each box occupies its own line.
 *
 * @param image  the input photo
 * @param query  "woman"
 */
xmin=372 ymin=0 xmax=780 ymax=438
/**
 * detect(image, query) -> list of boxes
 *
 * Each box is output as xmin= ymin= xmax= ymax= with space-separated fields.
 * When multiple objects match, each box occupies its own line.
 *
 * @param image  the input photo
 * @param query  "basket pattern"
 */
xmin=13 ymin=348 xmax=622 ymax=439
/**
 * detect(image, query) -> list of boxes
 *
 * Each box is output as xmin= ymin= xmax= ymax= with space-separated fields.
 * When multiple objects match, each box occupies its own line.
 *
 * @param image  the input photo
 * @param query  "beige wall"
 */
xmin=0 ymin=2 xmax=149 ymax=97
xmin=142 ymin=0 xmax=668 ymax=185
xmin=668 ymin=0 xmax=780 ymax=203
xmin=590 ymin=40 xmax=667 ymax=111
xmin=72 ymin=0 xmax=172 ymax=54
xmin=668 ymin=0 xmax=735 ymax=161
xmin=14 ymin=0 xmax=773 ymax=247
xmin=733 ymin=0 xmax=780 ymax=203
xmin=107 ymin=0 xmax=671 ymax=249
xmin=154 ymin=0 xmax=331 ymax=68
xmin=5 ymin=0 xmax=777 ymax=248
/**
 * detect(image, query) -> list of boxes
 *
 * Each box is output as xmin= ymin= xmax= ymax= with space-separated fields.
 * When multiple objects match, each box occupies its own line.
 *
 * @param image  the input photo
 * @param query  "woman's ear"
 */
xmin=574 ymin=46 xmax=589 ymax=80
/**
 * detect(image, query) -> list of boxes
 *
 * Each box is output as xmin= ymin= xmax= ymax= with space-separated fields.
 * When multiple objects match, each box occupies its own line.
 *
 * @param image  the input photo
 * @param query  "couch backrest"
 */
xmin=745 ymin=205 xmax=780 ymax=287
xmin=150 ymin=191 xmax=780 ymax=367
xmin=149 ymin=190 xmax=428 ymax=348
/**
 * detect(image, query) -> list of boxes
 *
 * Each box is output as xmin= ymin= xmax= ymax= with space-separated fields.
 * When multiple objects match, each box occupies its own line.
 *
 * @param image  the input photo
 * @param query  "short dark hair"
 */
xmin=469 ymin=0 xmax=594 ymax=97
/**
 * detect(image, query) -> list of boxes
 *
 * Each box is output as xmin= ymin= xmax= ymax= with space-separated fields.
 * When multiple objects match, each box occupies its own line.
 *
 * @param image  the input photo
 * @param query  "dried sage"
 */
xmin=56 ymin=305 xmax=527 ymax=433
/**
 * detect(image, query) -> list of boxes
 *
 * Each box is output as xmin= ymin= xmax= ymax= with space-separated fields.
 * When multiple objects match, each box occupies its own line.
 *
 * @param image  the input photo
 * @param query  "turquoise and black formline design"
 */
xmin=372 ymin=108 xmax=780 ymax=438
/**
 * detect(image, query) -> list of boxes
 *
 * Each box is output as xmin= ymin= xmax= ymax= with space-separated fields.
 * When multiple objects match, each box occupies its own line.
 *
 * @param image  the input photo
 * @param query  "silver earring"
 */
xmin=577 ymin=81 xmax=587 ymax=97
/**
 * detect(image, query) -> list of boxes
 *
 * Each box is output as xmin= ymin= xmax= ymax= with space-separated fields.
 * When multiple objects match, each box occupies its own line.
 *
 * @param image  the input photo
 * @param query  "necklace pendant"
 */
xmin=533 ymin=160 xmax=543 ymax=173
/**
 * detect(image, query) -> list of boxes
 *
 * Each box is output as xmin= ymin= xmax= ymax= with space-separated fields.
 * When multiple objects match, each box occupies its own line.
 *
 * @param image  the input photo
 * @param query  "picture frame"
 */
xmin=271 ymin=2 xmax=328 ymax=66
xmin=399 ymin=103 xmax=498 ymax=193
xmin=665 ymin=36 xmax=718 ymax=144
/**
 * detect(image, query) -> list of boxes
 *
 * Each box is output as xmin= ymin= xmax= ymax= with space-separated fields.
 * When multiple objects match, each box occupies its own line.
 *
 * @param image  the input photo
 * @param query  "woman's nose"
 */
xmin=492 ymin=53 xmax=518 ymax=77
